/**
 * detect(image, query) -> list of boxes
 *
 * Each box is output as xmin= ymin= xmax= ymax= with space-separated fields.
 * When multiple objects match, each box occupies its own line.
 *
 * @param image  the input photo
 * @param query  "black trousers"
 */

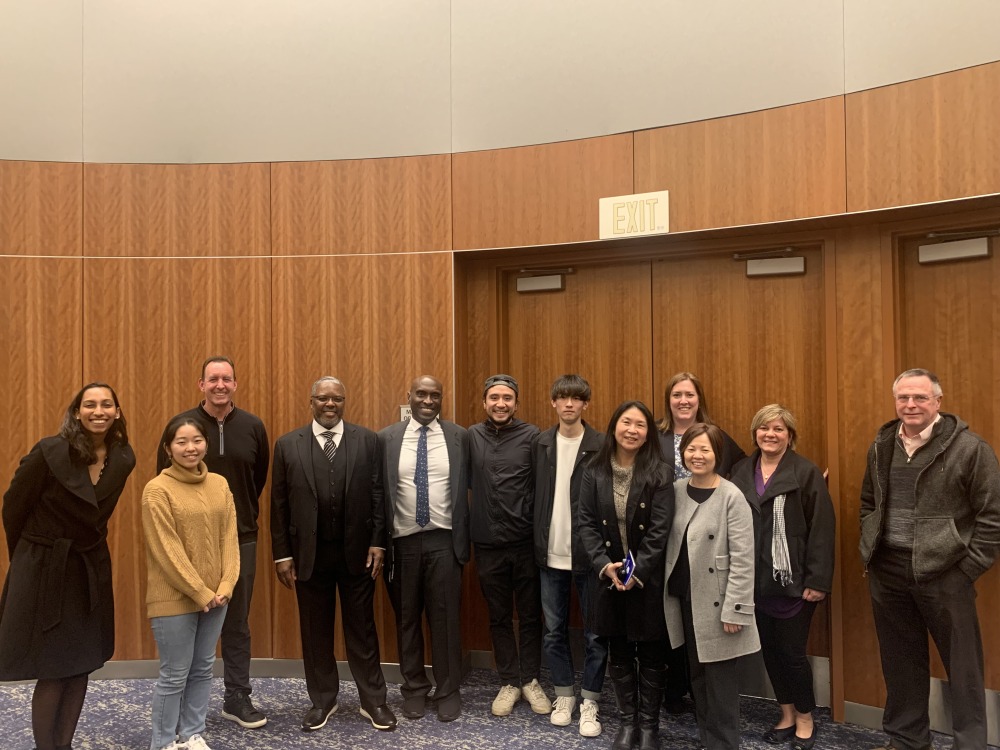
xmin=756 ymin=600 xmax=817 ymax=713
xmin=221 ymin=540 xmax=257 ymax=700
xmin=474 ymin=540 xmax=542 ymax=685
xmin=682 ymin=600 xmax=742 ymax=750
xmin=389 ymin=529 xmax=463 ymax=707
xmin=608 ymin=636 xmax=669 ymax=671
xmin=868 ymin=546 xmax=985 ymax=750
xmin=295 ymin=542 xmax=387 ymax=711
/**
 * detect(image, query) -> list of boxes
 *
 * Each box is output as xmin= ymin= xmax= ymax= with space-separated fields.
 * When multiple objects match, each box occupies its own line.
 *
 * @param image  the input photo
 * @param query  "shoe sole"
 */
xmin=302 ymin=703 xmax=338 ymax=731
xmin=580 ymin=722 xmax=603 ymax=737
xmin=491 ymin=704 xmax=516 ymax=716
xmin=360 ymin=707 xmax=397 ymax=730
xmin=528 ymin=702 xmax=552 ymax=715
xmin=551 ymin=713 xmax=573 ymax=726
xmin=220 ymin=709 xmax=267 ymax=729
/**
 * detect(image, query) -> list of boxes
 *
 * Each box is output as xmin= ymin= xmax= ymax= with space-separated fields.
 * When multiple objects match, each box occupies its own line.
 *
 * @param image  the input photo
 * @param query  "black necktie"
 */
xmin=415 ymin=425 xmax=430 ymax=527
xmin=321 ymin=431 xmax=337 ymax=462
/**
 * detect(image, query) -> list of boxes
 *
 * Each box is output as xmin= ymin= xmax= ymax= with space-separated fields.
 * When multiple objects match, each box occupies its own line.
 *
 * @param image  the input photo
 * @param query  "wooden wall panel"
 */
xmin=833 ymin=224 xmax=893 ymax=708
xmin=270 ymin=156 xmax=452 ymax=256
xmin=83 ymin=164 xmax=270 ymax=257
xmin=898 ymin=233 xmax=1000 ymax=687
xmin=846 ymin=62 xmax=1000 ymax=212
xmin=452 ymin=134 xmax=634 ymax=250
xmin=81 ymin=257 xmax=272 ymax=661
xmin=634 ymin=97 xmax=847 ymax=232
xmin=0 ymin=161 xmax=82 ymax=256
xmin=0 ymin=257 xmax=83 ymax=576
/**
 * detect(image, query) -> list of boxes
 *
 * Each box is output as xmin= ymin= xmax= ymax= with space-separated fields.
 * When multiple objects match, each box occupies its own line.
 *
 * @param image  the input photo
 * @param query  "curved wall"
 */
xmin=2 ymin=1 xmax=1000 ymax=162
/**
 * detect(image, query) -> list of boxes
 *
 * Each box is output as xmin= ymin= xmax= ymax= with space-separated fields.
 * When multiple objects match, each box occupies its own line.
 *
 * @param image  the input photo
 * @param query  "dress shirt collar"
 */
xmin=312 ymin=420 xmax=344 ymax=439
xmin=406 ymin=417 xmax=441 ymax=435
xmin=898 ymin=413 xmax=941 ymax=456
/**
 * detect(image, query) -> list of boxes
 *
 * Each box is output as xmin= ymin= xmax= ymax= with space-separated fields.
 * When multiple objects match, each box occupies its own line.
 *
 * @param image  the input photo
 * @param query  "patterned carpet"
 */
xmin=0 ymin=668 xmax=959 ymax=750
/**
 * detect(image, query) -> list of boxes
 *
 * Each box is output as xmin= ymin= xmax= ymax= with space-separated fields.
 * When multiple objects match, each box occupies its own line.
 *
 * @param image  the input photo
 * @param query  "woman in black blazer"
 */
xmin=730 ymin=404 xmax=835 ymax=750
xmin=0 ymin=383 xmax=135 ymax=750
xmin=578 ymin=401 xmax=674 ymax=750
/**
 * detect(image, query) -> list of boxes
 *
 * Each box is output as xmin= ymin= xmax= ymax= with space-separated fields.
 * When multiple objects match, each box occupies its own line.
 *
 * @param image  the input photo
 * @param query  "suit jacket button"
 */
xmin=640 ymin=502 xmax=646 ymax=509
xmin=714 ymin=601 xmax=720 ymax=607
xmin=735 ymin=604 xmax=742 ymax=611
xmin=709 ymin=567 xmax=714 ymax=573
xmin=709 ymin=534 xmax=715 ymax=539
xmin=639 ymin=524 xmax=645 ymax=531
xmin=605 ymin=541 xmax=611 ymax=547
xmin=603 ymin=520 xmax=608 ymax=525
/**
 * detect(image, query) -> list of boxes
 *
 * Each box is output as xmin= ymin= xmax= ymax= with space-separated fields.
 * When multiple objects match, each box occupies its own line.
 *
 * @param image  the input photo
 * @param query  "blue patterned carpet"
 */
xmin=0 ymin=668 xmax=960 ymax=750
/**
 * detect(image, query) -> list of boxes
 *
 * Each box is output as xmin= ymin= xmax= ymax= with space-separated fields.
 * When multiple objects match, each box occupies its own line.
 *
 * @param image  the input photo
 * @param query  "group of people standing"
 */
xmin=0 ymin=361 xmax=997 ymax=750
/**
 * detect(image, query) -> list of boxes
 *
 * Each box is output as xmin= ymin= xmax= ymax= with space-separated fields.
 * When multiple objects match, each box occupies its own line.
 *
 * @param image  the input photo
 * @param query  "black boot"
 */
xmin=609 ymin=663 xmax=638 ymax=750
xmin=637 ymin=665 xmax=666 ymax=750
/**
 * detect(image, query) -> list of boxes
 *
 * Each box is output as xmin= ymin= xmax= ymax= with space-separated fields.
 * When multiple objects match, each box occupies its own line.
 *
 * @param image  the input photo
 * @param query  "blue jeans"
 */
xmin=539 ymin=566 xmax=608 ymax=699
xmin=150 ymin=606 xmax=227 ymax=750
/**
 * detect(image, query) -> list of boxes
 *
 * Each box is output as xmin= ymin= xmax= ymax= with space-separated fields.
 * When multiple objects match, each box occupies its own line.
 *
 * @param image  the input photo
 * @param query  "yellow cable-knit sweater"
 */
xmin=141 ymin=461 xmax=240 ymax=618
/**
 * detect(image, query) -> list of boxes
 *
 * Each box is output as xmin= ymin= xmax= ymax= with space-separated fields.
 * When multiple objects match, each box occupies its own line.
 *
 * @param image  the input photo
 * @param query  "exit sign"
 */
xmin=599 ymin=190 xmax=669 ymax=239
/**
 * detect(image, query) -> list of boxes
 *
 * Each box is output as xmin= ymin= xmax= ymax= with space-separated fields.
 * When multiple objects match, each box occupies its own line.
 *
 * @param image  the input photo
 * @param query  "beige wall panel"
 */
xmin=451 ymin=0 xmax=844 ymax=152
xmin=846 ymin=63 xmax=1000 ymax=212
xmin=0 ymin=257 xmax=83 ymax=576
xmin=845 ymin=1 xmax=1000 ymax=92
xmin=833 ymin=225 xmax=892 ymax=707
xmin=271 ymin=157 xmax=452 ymax=256
xmin=635 ymin=98 xmax=848 ymax=232
xmin=0 ymin=2 xmax=82 ymax=161
xmin=0 ymin=161 xmax=82 ymax=256
xmin=82 ymin=258 xmax=272 ymax=660
xmin=898 ymin=233 xmax=1000 ymax=687
xmin=452 ymin=134 xmax=634 ymax=250
xmin=82 ymin=1 xmax=451 ymax=163
xmin=84 ymin=164 xmax=270 ymax=257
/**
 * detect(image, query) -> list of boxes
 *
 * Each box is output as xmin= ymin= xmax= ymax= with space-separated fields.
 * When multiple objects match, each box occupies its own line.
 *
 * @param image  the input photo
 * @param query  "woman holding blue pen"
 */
xmin=578 ymin=401 xmax=675 ymax=750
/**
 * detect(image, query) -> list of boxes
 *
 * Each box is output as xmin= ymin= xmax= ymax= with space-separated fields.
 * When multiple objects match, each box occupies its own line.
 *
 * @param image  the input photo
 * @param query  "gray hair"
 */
xmin=311 ymin=376 xmax=345 ymax=396
xmin=892 ymin=369 xmax=942 ymax=397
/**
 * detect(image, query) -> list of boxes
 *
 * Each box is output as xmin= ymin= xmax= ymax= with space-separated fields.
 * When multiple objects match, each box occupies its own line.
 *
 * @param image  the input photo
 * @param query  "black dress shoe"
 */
xmin=401 ymin=695 xmax=426 ymax=719
xmin=436 ymin=693 xmax=462 ymax=722
xmin=763 ymin=725 xmax=797 ymax=744
xmin=302 ymin=702 xmax=338 ymax=731
xmin=361 ymin=703 xmax=398 ymax=731
xmin=792 ymin=724 xmax=817 ymax=750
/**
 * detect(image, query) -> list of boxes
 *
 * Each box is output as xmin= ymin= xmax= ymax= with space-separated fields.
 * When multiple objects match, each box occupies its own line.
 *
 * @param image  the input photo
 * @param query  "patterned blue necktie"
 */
xmin=415 ymin=425 xmax=430 ymax=527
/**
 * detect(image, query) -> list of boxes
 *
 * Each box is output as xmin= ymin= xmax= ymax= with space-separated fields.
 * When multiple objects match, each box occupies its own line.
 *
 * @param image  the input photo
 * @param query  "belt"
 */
xmin=22 ymin=533 xmax=104 ymax=633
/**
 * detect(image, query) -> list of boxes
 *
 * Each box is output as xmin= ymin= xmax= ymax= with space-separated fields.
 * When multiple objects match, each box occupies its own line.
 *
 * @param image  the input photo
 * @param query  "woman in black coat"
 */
xmin=578 ymin=401 xmax=674 ymax=750
xmin=0 ymin=383 xmax=135 ymax=750
xmin=730 ymin=404 xmax=835 ymax=750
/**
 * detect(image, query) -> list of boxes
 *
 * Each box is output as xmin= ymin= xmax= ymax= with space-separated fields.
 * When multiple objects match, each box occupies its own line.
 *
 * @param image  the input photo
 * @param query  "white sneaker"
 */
xmin=550 ymin=695 xmax=576 ymax=726
xmin=492 ymin=684 xmax=521 ymax=716
xmin=159 ymin=743 xmax=181 ymax=750
xmin=579 ymin=698 xmax=602 ymax=737
xmin=181 ymin=735 xmax=212 ymax=750
xmin=522 ymin=678 xmax=552 ymax=715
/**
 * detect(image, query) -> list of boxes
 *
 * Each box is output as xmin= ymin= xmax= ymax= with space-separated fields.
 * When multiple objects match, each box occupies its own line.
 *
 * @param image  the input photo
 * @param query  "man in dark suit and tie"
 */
xmin=379 ymin=375 xmax=470 ymax=722
xmin=270 ymin=376 xmax=397 ymax=732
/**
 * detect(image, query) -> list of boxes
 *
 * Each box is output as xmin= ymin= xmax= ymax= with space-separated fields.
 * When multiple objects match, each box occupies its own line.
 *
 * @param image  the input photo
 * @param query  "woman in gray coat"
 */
xmin=664 ymin=423 xmax=759 ymax=750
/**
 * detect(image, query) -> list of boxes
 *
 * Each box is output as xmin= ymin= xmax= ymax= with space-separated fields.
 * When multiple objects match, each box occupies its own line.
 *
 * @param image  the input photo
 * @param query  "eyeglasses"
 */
xmin=312 ymin=395 xmax=345 ymax=404
xmin=895 ymin=394 xmax=935 ymax=404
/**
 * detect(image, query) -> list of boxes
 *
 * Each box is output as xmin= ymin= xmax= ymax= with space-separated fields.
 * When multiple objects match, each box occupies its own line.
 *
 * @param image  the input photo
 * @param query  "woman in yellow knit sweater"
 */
xmin=142 ymin=416 xmax=239 ymax=750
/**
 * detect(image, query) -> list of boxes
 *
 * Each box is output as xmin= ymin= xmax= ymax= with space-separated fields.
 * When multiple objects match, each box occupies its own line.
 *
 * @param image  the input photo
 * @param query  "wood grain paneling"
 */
xmin=0 ymin=161 xmax=82 ymax=256
xmin=270 ymin=156 xmax=452 ymax=256
xmin=634 ymin=97 xmax=847 ymax=232
xmin=83 ymin=164 xmax=270 ymax=257
xmin=833 ymin=224 xmax=893 ymax=708
xmin=898 ymin=233 xmax=1000 ymax=688
xmin=452 ymin=134 xmax=634 ymax=250
xmin=846 ymin=62 xmax=1000 ymax=212
xmin=0 ymin=257 xmax=83 ymax=575
xmin=82 ymin=257 xmax=272 ymax=660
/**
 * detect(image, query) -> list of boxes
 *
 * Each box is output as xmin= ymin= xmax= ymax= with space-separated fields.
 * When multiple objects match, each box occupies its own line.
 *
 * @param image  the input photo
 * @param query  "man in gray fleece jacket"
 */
xmin=860 ymin=368 xmax=1000 ymax=750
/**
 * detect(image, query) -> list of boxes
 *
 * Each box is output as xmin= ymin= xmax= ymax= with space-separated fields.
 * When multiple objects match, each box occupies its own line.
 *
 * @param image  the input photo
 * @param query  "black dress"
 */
xmin=0 ymin=436 xmax=135 ymax=680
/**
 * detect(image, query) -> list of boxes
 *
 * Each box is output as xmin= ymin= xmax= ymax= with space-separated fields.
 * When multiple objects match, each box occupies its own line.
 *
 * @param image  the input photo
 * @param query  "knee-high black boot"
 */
xmin=610 ymin=663 xmax=638 ymax=750
xmin=637 ymin=665 xmax=666 ymax=750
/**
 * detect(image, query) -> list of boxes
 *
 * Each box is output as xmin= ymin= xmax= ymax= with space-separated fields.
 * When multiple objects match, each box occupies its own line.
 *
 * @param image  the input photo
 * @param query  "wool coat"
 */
xmin=663 ymin=477 xmax=760 ymax=663
xmin=0 ymin=436 xmax=136 ymax=680
xmin=730 ymin=449 xmax=835 ymax=599
xmin=578 ymin=461 xmax=674 ymax=642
